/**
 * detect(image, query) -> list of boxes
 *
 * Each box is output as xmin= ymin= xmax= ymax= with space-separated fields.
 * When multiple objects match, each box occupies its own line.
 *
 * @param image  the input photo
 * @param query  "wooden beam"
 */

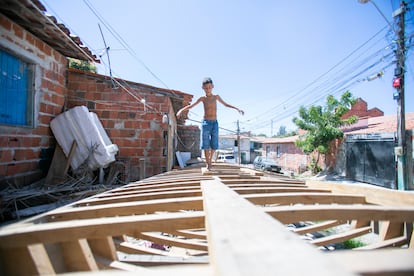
xmin=233 ymin=187 xmax=331 ymax=194
xmin=47 ymin=197 xmax=203 ymax=221
xmin=306 ymin=179 xmax=414 ymax=206
xmin=60 ymin=239 xmax=99 ymax=271
xmin=310 ymin=226 xmax=372 ymax=247
xmin=0 ymin=212 xmax=205 ymax=248
xmin=293 ymin=220 xmax=343 ymax=235
xmin=379 ymin=221 xmax=405 ymax=241
xmin=76 ymin=189 xmax=202 ymax=206
xmin=0 ymin=244 xmax=55 ymax=275
xmin=137 ymin=232 xmax=208 ymax=252
xmin=354 ymin=236 xmax=407 ymax=250
xmin=245 ymin=193 xmax=366 ymax=206
xmin=201 ymin=179 xmax=356 ymax=276
xmin=264 ymin=205 xmax=414 ymax=224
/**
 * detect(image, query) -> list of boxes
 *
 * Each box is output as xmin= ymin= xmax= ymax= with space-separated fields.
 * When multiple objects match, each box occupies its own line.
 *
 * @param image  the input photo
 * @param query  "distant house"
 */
xmin=0 ymin=0 xmax=194 ymax=188
xmin=260 ymin=98 xmax=414 ymax=189
xmin=218 ymin=134 xmax=251 ymax=163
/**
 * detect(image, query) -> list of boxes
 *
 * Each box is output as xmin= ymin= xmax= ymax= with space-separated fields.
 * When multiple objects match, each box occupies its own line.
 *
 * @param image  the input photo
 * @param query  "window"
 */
xmin=0 ymin=49 xmax=35 ymax=126
xmin=276 ymin=145 xmax=281 ymax=158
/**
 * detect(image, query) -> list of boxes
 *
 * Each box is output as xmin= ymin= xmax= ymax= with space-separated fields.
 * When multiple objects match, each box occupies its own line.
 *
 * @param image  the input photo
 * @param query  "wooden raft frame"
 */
xmin=0 ymin=164 xmax=413 ymax=275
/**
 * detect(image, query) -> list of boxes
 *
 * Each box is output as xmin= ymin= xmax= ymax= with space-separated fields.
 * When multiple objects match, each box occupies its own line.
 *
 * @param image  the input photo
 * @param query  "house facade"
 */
xmin=0 ymin=0 xmax=97 ymax=188
xmin=66 ymin=69 xmax=192 ymax=181
xmin=0 ymin=0 xmax=193 ymax=188
xmin=218 ymin=134 xmax=251 ymax=164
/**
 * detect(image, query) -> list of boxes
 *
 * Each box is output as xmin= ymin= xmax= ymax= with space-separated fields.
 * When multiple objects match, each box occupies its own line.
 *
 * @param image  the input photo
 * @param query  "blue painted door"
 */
xmin=0 ymin=50 xmax=29 ymax=125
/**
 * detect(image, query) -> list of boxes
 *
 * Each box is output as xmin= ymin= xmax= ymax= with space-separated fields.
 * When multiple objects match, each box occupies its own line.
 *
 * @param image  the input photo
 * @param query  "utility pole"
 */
xmin=393 ymin=1 xmax=407 ymax=190
xmin=237 ymin=120 xmax=241 ymax=165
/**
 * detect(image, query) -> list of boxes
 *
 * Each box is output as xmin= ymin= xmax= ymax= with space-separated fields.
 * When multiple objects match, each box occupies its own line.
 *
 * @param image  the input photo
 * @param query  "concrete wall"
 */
xmin=0 ymin=14 xmax=68 ymax=188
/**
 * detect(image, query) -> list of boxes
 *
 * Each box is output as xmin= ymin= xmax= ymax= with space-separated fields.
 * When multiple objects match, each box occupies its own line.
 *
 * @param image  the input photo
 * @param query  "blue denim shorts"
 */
xmin=201 ymin=119 xmax=218 ymax=150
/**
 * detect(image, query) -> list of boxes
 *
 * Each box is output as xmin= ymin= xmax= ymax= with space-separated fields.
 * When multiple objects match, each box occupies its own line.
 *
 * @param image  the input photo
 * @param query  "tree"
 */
xmin=292 ymin=91 xmax=358 ymax=174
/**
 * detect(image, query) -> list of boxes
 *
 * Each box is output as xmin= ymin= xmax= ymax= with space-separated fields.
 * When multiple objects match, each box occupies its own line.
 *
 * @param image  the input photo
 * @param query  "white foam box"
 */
xmin=50 ymin=106 xmax=118 ymax=170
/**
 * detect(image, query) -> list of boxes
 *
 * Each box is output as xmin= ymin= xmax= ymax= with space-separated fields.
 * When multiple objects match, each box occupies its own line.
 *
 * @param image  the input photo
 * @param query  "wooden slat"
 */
xmin=245 ymin=193 xmax=366 ymax=206
xmin=138 ymin=232 xmax=208 ymax=251
xmin=0 ymin=244 xmax=55 ymax=275
xmin=118 ymin=253 xmax=209 ymax=266
xmin=379 ymin=221 xmax=405 ymax=241
xmin=233 ymin=187 xmax=331 ymax=194
xmin=97 ymin=185 xmax=200 ymax=198
xmin=115 ymin=240 xmax=170 ymax=256
xmin=264 ymin=205 xmax=414 ymax=224
xmin=306 ymin=179 xmax=414 ymax=206
xmin=201 ymin=179 xmax=355 ymax=276
xmin=354 ymin=236 xmax=407 ymax=250
xmin=76 ymin=190 xmax=202 ymax=206
xmin=47 ymin=197 xmax=203 ymax=221
xmin=60 ymin=239 xmax=99 ymax=271
xmin=88 ymin=236 xmax=117 ymax=266
xmin=293 ymin=220 xmax=343 ymax=235
xmin=170 ymin=229 xmax=207 ymax=240
xmin=310 ymin=226 xmax=372 ymax=247
xmin=0 ymin=212 xmax=205 ymax=248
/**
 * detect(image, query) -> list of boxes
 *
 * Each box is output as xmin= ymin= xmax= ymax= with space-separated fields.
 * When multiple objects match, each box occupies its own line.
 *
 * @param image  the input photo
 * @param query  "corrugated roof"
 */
xmin=0 ymin=0 xmax=99 ymax=62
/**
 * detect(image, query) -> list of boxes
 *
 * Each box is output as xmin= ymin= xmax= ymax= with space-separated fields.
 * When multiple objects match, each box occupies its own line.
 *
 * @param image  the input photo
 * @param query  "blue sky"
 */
xmin=42 ymin=0 xmax=414 ymax=136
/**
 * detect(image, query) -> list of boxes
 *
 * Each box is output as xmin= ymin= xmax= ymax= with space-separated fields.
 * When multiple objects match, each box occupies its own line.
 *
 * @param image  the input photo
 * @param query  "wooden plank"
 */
xmin=98 ymin=185 xmax=200 ymax=198
xmin=0 ymin=212 xmax=205 ymax=248
xmin=45 ymin=141 xmax=76 ymax=185
xmin=76 ymin=189 xmax=202 ymax=206
xmin=0 ymin=244 xmax=55 ymax=275
xmin=310 ymin=226 xmax=372 ymax=247
xmin=293 ymin=220 xmax=343 ymax=235
xmin=354 ymin=236 xmax=407 ymax=250
xmin=329 ymin=249 xmax=414 ymax=275
xmin=201 ymin=179 xmax=356 ymax=276
xmin=306 ymin=179 xmax=414 ymax=206
xmin=170 ymin=229 xmax=207 ymax=240
xmin=47 ymin=197 xmax=203 ymax=221
xmin=264 ymin=205 xmax=414 ymax=224
xmin=118 ymin=253 xmax=209 ymax=266
xmin=115 ymin=240 xmax=170 ymax=255
xmin=379 ymin=221 xmax=405 ymax=241
xmin=88 ymin=236 xmax=117 ymax=267
xmin=138 ymin=232 xmax=208 ymax=251
xmin=60 ymin=239 xmax=99 ymax=271
xmin=233 ymin=187 xmax=331 ymax=194
xmin=245 ymin=193 xmax=366 ymax=206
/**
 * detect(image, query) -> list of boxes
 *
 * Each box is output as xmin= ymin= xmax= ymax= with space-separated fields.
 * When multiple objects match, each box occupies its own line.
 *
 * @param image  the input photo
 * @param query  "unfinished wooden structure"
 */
xmin=0 ymin=164 xmax=413 ymax=275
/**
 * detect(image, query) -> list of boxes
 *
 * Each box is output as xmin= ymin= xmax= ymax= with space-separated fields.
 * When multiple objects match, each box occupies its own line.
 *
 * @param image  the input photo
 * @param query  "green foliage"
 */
xmin=68 ymin=58 xmax=97 ymax=73
xmin=343 ymin=239 xmax=366 ymax=249
xmin=292 ymin=91 xmax=358 ymax=173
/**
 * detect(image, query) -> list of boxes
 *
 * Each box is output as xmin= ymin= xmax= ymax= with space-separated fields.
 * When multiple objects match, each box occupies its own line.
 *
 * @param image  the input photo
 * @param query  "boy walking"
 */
xmin=176 ymin=78 xmax=244 ymax=170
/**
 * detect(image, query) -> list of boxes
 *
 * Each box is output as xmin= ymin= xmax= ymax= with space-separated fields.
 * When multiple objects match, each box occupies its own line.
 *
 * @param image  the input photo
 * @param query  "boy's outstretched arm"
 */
xmin=176 ymin=97 xmax=203 ymax=118
xmin=217 ymin=95 xmax=244 ymax=115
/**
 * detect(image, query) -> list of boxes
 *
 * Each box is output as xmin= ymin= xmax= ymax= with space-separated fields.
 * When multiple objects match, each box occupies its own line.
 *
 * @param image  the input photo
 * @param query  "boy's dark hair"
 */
xmin=202 ymin=77 xmax=213 ymax=85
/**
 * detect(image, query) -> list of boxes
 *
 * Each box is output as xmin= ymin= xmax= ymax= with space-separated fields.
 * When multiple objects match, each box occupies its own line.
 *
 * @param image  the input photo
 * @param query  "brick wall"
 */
xmin=67 ymin=69 xmax=185 ymax=181
xmin=176 ymin=125 xmax=201 ymax=159
xmin=0 ymin=14 xmax=67 ymax=188
xmin=343 ymin=98 xmax=384 ymax=119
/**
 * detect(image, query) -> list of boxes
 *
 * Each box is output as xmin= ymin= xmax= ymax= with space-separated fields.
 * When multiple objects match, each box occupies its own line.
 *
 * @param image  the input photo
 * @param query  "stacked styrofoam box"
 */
xmin=50 ymin=106 xmax=118 ymax=170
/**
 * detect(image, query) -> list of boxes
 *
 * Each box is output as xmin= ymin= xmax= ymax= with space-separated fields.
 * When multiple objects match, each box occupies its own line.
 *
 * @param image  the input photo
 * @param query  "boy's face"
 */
xmin=202 ymin=83 xmax=214 ymax=95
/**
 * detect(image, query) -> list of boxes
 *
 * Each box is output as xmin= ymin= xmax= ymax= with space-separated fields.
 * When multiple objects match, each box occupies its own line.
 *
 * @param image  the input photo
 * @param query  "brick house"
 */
xmin=0 ymin=0 xmax=193 ymax=188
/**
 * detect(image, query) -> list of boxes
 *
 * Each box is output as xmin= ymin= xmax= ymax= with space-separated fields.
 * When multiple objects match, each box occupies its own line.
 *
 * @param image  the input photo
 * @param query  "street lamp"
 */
xmin=358 ymin=0 xmax=395 ymax=31
xmin=359 ymin=0 xmax=408 ymax=190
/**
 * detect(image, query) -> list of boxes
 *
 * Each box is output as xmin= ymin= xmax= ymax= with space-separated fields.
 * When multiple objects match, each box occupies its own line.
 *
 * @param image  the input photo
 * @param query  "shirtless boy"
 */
xmin=176 ymin=78 xmax=244 ymax=170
